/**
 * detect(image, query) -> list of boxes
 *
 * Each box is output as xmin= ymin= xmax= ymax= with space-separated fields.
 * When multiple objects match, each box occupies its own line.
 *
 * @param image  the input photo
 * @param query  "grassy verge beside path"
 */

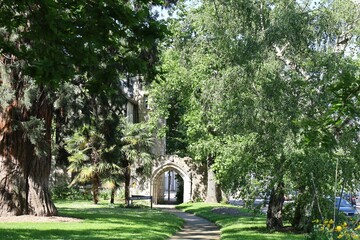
xmin=0 ymin=200 xmax=183 ymax=240
xmin=176 ymin=202 xmax=306 ymax=240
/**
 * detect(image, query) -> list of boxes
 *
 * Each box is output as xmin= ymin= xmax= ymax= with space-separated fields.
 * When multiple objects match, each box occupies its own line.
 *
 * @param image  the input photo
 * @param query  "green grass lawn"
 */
xmin=0 ymin=200 xmax=183 ymax=240
xmin=177 ymin=202 xmax=306 ymax=240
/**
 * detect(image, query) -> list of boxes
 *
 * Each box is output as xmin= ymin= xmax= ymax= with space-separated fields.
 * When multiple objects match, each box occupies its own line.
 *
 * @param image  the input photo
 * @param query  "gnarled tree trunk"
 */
xmin=266 ymin=181 xmax=285 ymax=229
xmin=0 ymin=57 xmax=57 ymax=216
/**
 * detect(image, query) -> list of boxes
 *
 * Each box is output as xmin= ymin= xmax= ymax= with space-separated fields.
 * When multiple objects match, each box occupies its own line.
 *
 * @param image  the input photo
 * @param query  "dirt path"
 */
xmin=156 ymin=205 xmax=221 ymax=240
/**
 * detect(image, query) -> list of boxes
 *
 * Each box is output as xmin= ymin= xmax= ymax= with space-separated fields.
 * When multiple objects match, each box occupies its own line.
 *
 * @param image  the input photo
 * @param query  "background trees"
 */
xmin=150 ymin=0 xmax=360 ymax=230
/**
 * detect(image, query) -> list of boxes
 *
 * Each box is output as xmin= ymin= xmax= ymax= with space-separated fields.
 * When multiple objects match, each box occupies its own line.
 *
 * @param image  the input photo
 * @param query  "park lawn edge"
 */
xmin=176 ymin=202 xmax=306 ymax=240
xmin=0 ymin=200 xmax=184 ymax=240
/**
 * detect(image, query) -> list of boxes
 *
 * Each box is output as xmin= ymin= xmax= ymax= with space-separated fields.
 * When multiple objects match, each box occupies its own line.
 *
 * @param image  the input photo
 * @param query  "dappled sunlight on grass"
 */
xmin=177 ymin=202 xmax=305 ymax=240
xmin=0 ymin=200 xmax=183 ymax=240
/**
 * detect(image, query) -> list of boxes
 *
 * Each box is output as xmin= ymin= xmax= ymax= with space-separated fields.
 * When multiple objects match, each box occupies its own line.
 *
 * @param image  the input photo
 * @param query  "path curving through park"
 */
xmin=156 ymin=205 xmax=221 ymax=240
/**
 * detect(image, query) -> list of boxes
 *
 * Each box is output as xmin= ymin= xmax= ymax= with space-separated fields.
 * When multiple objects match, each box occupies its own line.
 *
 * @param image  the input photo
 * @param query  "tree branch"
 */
xmin=274 ymin=43 xmax=310 ymax=81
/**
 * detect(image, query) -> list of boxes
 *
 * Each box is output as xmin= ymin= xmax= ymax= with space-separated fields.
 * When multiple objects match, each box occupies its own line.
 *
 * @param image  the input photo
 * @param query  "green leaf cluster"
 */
xmin=151 ymin=0 xmax=360 ymax=229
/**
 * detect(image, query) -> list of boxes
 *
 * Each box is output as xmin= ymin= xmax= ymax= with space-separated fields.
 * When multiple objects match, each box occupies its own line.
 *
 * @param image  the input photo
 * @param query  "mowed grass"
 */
xmin=0 ymin=200 xmax=183 ymax=240
xmin=177 ymin=202 xmax=306 ymax=240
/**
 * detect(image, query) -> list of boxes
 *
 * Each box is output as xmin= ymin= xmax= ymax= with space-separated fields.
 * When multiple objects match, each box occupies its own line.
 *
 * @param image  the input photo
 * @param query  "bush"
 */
xmin=283 ymin=202 xmax=295 ymax=224
xmin=51 ymin=184 xmax=92 ymax=200
xmin=100 ymin=190 xmax=110 ymax=200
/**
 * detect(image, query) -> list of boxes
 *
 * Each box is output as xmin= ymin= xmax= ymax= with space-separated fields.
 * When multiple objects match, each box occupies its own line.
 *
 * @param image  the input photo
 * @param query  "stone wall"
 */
xmin=124 ymin=77 xmax=211 ymax=203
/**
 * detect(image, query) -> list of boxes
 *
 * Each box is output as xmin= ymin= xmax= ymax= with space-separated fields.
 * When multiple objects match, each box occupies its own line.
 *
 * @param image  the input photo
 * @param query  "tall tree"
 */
xmin=151 ymin=0 xmax=360 ymax=230
xmin=0 ymin=1 xmax=167 ymax=216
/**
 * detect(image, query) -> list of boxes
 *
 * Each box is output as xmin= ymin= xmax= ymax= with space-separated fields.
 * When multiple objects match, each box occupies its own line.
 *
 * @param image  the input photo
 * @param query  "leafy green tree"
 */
xmin=151 ymin=0 xmax=360 ymax=230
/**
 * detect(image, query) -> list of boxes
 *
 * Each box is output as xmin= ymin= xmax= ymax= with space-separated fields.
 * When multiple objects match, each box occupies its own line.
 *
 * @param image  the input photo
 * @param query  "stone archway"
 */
xmin=151 ymin=162 xmax=191 ymax=204
xmin=150 ymin=155 xmax=208 ymax=204
xmin=129 ymin=155 xmax=207 ymax=204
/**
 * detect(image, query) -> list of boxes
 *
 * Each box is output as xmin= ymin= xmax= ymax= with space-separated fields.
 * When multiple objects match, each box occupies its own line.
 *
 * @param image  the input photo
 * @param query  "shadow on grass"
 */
xmin=0 ymin=228 xmax=171 ymax=240
xmin=59 ymin=207 xmax=173 ymax=225
xmin=176 ymin=203 xmax=305 ymax=240
xmin=221 ymin=227 xmax=304 ymax=240
xmin=0 ymin=201 xmax=183 ymax=240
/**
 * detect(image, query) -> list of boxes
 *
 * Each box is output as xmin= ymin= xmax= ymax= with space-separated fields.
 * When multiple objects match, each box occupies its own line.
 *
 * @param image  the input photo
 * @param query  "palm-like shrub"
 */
xmin=66 ymin=125 xmax=120 ymax=204
xmin=121 ymin=121 xmax=154 ymax=204
xmin=66 ymin=120 xmax=155 ymax=205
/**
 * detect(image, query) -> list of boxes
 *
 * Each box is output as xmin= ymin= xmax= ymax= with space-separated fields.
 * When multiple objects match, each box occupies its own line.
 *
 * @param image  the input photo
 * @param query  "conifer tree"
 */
xmin=0 ymin=1 xmax=167 ymax=216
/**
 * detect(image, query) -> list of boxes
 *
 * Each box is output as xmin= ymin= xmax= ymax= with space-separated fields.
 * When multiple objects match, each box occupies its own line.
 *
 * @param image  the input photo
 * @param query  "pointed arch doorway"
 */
xmin=151 ymin=162 xmax=191 ymax=204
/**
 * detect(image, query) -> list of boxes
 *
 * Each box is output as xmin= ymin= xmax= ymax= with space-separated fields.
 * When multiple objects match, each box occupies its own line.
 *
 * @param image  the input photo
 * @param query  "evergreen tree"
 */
xmin=0 ymin=1 xmax=168 ymax=216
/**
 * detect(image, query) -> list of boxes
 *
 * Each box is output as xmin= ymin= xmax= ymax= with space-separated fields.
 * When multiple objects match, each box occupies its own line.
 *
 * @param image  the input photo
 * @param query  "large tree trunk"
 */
xmin=206 ymin=155 xmax=222 ymax=203
xmin=293 ymin=190 xmax=313 ymax=232
xmin=266 ymin=181 xmax=285 ymax=229
xmin=206 ymin=168 xmax=222 ymax=203
xmin=0 ymin=101 xmax=58 ymax=216
xmin=0 ymin=57 xmax=57 ymax=216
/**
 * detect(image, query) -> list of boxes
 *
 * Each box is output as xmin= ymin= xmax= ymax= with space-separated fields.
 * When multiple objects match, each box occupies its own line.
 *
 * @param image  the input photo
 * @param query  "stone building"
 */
xmin=123 ymin=76 xmax=211 ymax=204
xmin=49 ymin=75 xmax=218 ymax=204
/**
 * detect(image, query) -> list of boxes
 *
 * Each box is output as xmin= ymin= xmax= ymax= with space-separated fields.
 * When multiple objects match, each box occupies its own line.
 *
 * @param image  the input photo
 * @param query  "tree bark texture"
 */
xmin=0 ymin=57 xmax=57 ymax=216
xmin=292 ymin=191 xmax=312 ymax=232
xmin=266 ymin=182 xmax=285 ymax=229
xmin=92 ymin=173 xmax=100 ymax=204
xmin=206 ymin=155 xmax=222 ymax=203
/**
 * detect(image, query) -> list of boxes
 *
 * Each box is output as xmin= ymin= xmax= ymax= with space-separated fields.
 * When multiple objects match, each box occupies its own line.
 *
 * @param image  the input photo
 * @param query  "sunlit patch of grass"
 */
xmin=0 ymin=200 xmax=183 ymax=240
xmin=176 ymin=202 xmax=305 ymax=240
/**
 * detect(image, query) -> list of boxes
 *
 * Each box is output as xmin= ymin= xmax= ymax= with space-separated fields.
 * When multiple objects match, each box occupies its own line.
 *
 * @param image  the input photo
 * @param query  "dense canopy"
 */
xmin=1 ymin=0 xmax=360 ymax=233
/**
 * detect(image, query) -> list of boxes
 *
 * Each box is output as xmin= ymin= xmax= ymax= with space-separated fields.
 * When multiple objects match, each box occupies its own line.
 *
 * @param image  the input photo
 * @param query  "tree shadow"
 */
xmin=0 ymin=228 xmax=170 ymax=240
xmin=0 ymin=203 xmax=182 ymax=240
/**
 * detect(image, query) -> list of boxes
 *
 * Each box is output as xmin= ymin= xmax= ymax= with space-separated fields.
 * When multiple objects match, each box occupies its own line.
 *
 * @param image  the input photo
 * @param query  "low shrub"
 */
xmin=51 ymin=184 xmax=92 ymax=200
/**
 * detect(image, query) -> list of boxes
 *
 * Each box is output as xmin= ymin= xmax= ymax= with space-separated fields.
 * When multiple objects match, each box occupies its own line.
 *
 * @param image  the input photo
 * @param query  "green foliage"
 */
xmin=51 ymin=184 xmax=92 ymax=201
xmin=0 ymin=0 xmax=171 ymax=157
xmin=283 ymin=202 xmax=296 ymax=225
xmin=21 ymin=116 xmax=48 ymax=158
xmin=0 ymin=83 xmax=14 ymax=110
xmin=150 ymin=0 xmax=360 ymax=230
xmin=121 ymin=121 xmax=154 ymax=176
xmin=66 ymin=124 xmax=122 ymax=184
xmin=0 ymin=1 xmax=168 ymax=90
xmin=67 ymin=126 xmax=102 ymax=184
